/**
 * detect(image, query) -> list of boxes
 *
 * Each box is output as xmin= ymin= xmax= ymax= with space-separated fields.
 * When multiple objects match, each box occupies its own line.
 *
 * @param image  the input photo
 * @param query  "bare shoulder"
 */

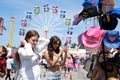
xmin=43 ymin=50 xmax=48 ymax=57
xmin=43 ymin=50 xmax=51 ymax=61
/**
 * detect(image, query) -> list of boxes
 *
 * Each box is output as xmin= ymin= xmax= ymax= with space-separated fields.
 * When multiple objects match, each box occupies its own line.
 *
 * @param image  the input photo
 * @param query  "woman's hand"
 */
xmin=60 ymin=46 xmax=67 ymax=53
xmin=59 ymin=46 xmax=67 ymax=57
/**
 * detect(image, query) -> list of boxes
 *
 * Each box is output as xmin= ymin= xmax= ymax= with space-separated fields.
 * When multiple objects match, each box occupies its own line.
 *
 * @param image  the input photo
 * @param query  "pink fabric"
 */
xmin=82 ymin=26 xmax=105 ymax=50
xmin=67 ymin=60 xmax=74 ymax=68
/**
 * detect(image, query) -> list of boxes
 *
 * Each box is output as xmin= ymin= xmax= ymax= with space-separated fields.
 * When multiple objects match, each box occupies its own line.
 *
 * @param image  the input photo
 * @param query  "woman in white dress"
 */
xmin=14 ymin=30 xmax=49 ymax=80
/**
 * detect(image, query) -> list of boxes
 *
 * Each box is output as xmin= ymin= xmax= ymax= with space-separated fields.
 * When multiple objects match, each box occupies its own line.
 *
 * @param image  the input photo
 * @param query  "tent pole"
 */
xmin=98 ymin=0 xmax=107 ymax=80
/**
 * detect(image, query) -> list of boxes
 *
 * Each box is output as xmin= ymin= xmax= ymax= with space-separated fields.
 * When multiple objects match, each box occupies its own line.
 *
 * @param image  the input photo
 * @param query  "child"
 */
xmin=66 ymin=54 xmax=75 ymax=80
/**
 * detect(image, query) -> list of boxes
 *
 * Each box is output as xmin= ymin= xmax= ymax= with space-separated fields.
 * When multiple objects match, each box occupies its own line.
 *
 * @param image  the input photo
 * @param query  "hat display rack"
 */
xmin=74 ymin=0 xmax=120 ymax=80
xmin=98 ymin=0 xmax=113 ymax=80
xmin=96 ymin=0 xmax=118 ymax=79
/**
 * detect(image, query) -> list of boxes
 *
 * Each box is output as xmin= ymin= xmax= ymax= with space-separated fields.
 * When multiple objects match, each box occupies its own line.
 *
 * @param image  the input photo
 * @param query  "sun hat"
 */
xmin=103 ymin=30 xmax=120 ymax=48
xmin=82 ymin=26 xmax=105 ymax=50
xmin=100 ymin=14 xmax=118 ymax=30
xmin=82 ymin=0 xmax=99 ymax=7
xmin=72 ymin=13 xmax=83 ymax=25
xmin=79 ymin=6 xmax=99 ymax=19
xmin=107 ymin=8 xmax=120 ymax=19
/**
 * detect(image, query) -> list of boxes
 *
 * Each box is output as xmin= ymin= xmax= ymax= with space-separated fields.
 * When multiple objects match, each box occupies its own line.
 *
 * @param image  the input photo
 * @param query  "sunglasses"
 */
xmin=54 ymin=42 xmax=60 ymax=45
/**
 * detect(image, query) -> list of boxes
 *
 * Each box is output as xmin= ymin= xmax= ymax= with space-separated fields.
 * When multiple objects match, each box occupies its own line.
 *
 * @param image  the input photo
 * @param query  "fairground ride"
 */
xmin=7 ymin=17 xmax=14 ymax=56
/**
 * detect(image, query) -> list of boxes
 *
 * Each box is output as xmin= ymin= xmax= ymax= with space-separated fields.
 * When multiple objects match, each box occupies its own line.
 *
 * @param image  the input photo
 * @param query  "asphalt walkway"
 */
xmin=1 ymin=65 xmax=90 ymax=80
xmin=40 ymin=65 xmax=89 ymax=80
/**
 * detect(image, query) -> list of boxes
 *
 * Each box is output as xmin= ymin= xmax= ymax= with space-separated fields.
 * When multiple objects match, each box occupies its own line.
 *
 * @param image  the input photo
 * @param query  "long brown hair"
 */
xmin=14 ymin=49 xmax=20 ymax=63
xmin=70 ymin=54 xmax=75 ymax=66
xmin=1 ymin=45 xmax=8 ymax=59
xmin=24 ymin=30 xmax=39 ymax=42
xmin=14 ymin=30 xmax=39 ymax=63
xmin=47 ymin=36 xmax=61 ymax=60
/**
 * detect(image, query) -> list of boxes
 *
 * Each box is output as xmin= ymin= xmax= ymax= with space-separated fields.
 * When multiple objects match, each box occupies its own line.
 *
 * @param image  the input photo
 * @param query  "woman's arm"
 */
xmin=44 ymin=48 xmax=65 ymax=67
xmin=60 ymin=46 xmax=67 ymax=66
xmin=35 ymin=38 xmax=50 ymax=53
xmin=60 ymin=52 xmax=67 ymax=66
xmin=18 ymin=43 xmax=35 ymax=58
xmin=0 ymin=72 xmax=5 ymax=78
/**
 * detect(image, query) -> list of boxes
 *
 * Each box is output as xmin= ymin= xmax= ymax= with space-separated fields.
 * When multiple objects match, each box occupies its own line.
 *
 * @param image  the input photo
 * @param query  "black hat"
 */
xmin=100 ymin=14 xmax=118 ymax=30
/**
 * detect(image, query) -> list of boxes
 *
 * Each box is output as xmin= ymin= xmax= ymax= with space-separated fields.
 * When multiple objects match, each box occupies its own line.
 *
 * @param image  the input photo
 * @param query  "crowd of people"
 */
xmin=1 ymin=29 xmax=120 ymax=80
xmin=0 ymin=30 xmax=83 ymax=80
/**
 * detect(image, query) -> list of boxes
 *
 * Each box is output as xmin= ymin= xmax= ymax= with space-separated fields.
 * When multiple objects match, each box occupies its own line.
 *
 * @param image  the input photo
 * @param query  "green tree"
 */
xmin=71 ymin=43 xmax=77 ymax=48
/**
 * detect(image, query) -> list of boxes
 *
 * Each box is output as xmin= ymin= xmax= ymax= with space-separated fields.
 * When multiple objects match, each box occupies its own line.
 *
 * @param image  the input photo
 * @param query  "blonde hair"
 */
xmin=107 ymin=77 xmax=119 ymax=80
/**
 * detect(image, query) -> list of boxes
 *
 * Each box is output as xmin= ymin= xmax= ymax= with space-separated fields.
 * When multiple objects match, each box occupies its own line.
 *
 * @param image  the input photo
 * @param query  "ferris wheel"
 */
xmin=24 ymin=5 xmax=68 ymax=43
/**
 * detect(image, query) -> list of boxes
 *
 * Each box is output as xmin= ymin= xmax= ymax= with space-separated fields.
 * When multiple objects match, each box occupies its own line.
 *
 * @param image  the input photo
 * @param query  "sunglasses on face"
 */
xmin=53 ymin=41 xmax=60 ymax=45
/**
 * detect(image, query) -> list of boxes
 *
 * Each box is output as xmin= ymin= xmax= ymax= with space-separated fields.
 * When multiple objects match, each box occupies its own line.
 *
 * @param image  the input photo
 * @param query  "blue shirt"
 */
xmin=6 ymin=58 xmax=13 ymax=69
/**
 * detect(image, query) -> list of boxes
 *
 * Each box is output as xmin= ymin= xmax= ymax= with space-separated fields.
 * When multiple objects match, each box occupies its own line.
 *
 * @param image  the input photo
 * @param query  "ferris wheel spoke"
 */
xmin=50 ymin=27 xmax=67 ymax=31
xmin=28 ymin=5 xmax=68 ymax=41
xmin=48 ymin=31 xmax=54 ymax=38
xmin=47 ymin=13 xmax=55 ymax=26
xmin=49 ymin=21 xmax=63 ymax=29
xmin=45 ymin=13 xmax=54 ymax=26
xmin=25 ymin=26 xmax=43 ymax=32
xmin=28 ymin=22 xmax=43 ymax=29
xmin=48 ymin=14 xmax=63 ymax=27
xmin=38 ymin=13 xmax=46 ymax=26
xmin=32 ymin=15 xmax=44 ymax=27
xmin=50 ymin=30 xmax=64 ymax=38
xmin=44 ymin=12 xmax=50 ymax=26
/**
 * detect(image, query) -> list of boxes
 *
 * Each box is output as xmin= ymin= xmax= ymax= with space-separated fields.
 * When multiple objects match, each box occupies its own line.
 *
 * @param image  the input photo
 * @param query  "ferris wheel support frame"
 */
xmin=7 ymin=17 xmax=14 ymax=48
xmin=7 ymin=17 xmax=14 ymax=56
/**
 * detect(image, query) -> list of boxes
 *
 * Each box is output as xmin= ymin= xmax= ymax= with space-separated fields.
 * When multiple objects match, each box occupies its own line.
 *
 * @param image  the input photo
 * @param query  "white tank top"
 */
xmin=47 ymin=55 xmax=61 ymax=67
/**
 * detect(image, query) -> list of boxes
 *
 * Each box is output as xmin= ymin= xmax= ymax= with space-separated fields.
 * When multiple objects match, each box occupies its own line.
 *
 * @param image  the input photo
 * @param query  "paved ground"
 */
xmin=1 ymin=65 xmax=90 ymax=80
xmin=40 ymin=65 xmax=89 ymax=80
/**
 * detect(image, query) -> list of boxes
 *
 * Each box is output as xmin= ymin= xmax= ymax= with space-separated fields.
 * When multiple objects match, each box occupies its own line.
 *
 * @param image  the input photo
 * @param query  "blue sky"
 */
xmin=0 ymin=0 xmax=120 ymax=47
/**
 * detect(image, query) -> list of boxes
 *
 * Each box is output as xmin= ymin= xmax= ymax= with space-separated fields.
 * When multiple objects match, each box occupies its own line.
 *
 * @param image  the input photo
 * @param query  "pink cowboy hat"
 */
xmin=82 ymin=26 xmax=105 ymax=50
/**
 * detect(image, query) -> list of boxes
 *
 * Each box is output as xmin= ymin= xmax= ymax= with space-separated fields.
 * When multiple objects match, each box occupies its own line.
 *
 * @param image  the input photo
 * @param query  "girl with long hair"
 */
xmin=14 ymin=30 xmax=49 ymax=80
xmin=43 ymin=36 xmax=67 ymax=80
xmin=66 ymin=54 xmax=75 ymax=80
